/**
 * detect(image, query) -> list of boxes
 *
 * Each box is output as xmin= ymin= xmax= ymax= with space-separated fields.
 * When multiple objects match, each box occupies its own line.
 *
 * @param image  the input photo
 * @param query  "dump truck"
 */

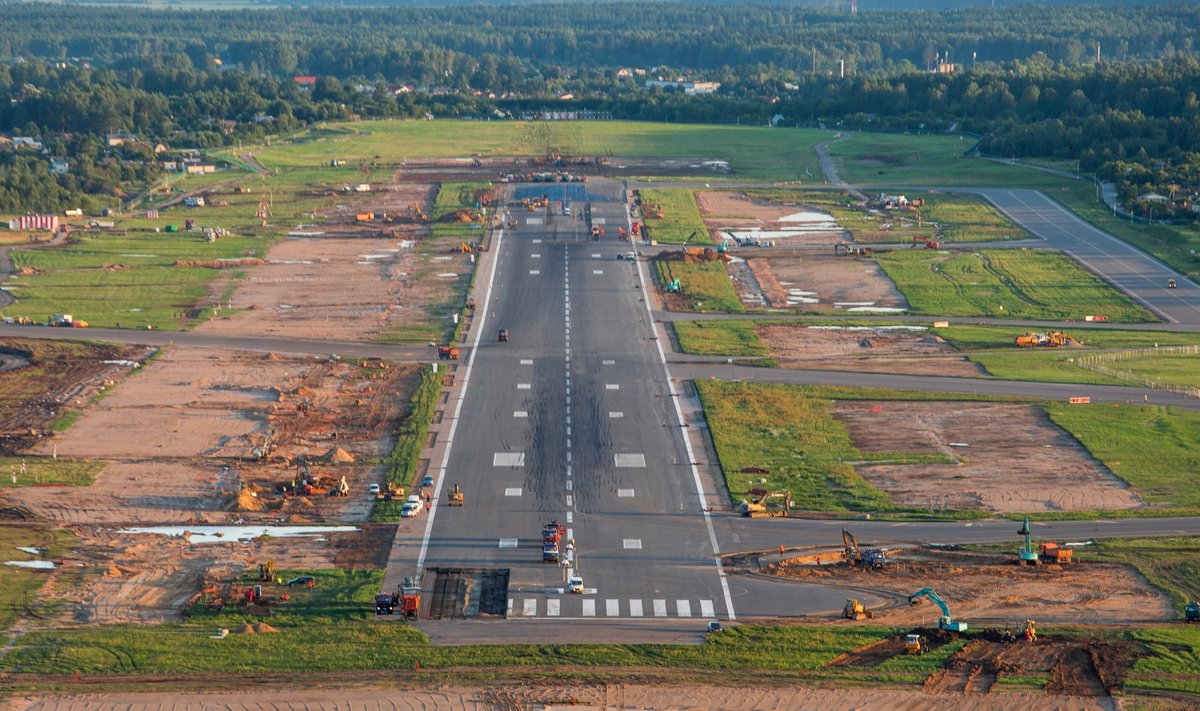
xmin=1015 ymin=331 xmax=1075 ymax=348
xmin=1039 ymin=542 xmax=1073 ymax=564
xmin=437 ymin=346 xmax=460 ymax=360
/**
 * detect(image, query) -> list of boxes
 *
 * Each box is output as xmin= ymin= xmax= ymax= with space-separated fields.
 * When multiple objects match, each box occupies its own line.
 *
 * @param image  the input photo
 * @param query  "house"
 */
xmin=616 ymin=68 xmax=634 ymax=78
xmin=12 ymin=137 xmax=43 ymax=151
xmin=106 ymin=133 xmax=136 ymax=147
xmin=185 ymin=163 xmax=217 ymax=175
xmin=218 ymin=120 xmax=237 ymax=133
xmin=0 ymin=136 xmax=12 ymax=152
xmin=294 ymin=76 xmax=317 ymax=86
xmin=49 ymin=158 xmax=69 ymax=174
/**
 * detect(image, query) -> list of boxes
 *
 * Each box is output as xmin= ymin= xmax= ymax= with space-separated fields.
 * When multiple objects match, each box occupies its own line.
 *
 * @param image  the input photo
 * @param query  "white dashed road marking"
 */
xmin=618 ymin=489 xmax=635 ymax=497
xmin=606 ymin=599 xmax=619 ymax=616
xmin=677 ymin=600 xmax=692 ymax=617
xmin=623 ymin=539 xmax=642 ymax=549
xmin=582 ymin=599 xmax=596 ymax=617
xmin=514 ymin=411 xmax=528 ymax=418
xmin=505 ymin=488 xmax=522 ymax=497
xmin=605 ymin=383 xmax=619 ymax=390
xmin=609 ymin=411 xmax=623 ymax=418
xmin=499 ymin=538 xmax=518 ymax=549
xmin=614 ymin=453 xmax=646 ymax=468
xmin=516 ymin=383 xmax=531 ymax=390
xmin=653 ymin=599 xmax=667 ymax=617
xmin=493 ymin=453 xmax=525 ymax=466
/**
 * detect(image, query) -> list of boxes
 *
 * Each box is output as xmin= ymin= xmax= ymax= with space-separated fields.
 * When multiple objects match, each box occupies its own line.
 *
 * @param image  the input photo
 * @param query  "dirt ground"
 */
xmin=771 ymin=547 xmax=1172 ymax=626
xmin=697 ymin=191 xmax=845 ymax=246
xmin=758 ymin=323 xmax=985 ymax=377
xmin=5 ymin=682 xmax=1120 ymax=711
xmin=0 ymin=344 xmax=419 ymax=624
xmin=832 ymin=401 xmax=1145 ymax=514
xmin=197 ymin=182 xmax=471 ymax=342
xmin=761 ymin=254 xmax=907 ymax=311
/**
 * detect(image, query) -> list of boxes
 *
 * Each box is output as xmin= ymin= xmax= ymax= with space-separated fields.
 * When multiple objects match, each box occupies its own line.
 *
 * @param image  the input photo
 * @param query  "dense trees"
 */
xmin=0 ymin=2 xmax=1197 ymax=216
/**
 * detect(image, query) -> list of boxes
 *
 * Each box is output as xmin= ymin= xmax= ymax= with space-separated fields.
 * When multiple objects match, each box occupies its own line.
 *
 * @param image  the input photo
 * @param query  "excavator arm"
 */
xmin=909 ymin=587 xmax=952 ymax=619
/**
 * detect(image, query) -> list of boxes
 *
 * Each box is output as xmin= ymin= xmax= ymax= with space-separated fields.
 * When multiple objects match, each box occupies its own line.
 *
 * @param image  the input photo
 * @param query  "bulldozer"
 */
xmin=737 ymin=489 xmax=792 ymax=518
xmin=844 ymin=598 xmax=873 ymax=621
xmin=905 ymin=633 xmax=929 ymax=654
xmin=447 ymin=484 xmax=464 ymax=506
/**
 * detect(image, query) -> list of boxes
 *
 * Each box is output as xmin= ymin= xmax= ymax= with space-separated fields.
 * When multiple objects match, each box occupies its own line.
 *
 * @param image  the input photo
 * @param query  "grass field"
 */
xmin=0 ymin=526 xmax=76 ymax=633
xmin=744 ymin=189 xmax=1027 ymax=244
xmin=673 ymin=320 xmax=770 ymax=356
xmin=245 ymin=121 xmax=831 ymax=180
xmin=1046 ymin=403 xmax=1200 ymax=510
xmin=1128 ymin=626 xmax=1200 ymax=695
xmin=374 ymin=367 xmax=440 ymax=522
xmin=876 ymin=249 xmax=1154 ymax=322
xmin=655 ymin=259 xmax=743 ymax=312
xmin=826 ymin=133 xmax=1057 ymax=188
xmin=694 ymin=381 xmax=967 ymax=513
xmin=637 ymin=188 xmax=708 ymax=244
xmin=1098 ymin=354 xmax=1200 ymax=389
xmin=0 ymin=457 xmax=101 ymax=488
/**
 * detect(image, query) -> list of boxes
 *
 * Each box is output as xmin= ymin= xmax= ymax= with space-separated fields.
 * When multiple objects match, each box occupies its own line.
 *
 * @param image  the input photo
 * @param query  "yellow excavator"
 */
xmin=258 ymin=560 xmax=275 ymax=582
xmin=447 ymin=484 xmax=464 ymax=506
xmin=738 ymin=489 xmax=792 ymax=518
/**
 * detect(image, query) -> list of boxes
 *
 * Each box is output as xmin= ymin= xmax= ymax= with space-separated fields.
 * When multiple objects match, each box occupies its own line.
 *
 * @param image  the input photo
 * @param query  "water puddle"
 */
xmin=118 ymin=525 xmax=359 ymax=545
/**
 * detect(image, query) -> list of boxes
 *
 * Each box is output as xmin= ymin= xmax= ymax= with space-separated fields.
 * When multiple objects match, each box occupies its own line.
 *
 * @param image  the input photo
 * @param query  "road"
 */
xmin=406 ymin=180 xmax=736 ymax=633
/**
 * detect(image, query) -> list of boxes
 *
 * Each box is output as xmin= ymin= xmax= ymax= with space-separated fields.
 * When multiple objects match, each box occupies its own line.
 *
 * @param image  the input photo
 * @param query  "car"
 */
xmin=498 ymin=328 xmax=509 ymax=342
xmin=368 ymin=483 xmax=381 ymax=495
xmin=400 ymin=502 xmax=421 ymax=517
xmin=568 ymin=575 xmax=584 ymax=594
xmin=625 ymin=252 xmax=637 ymax=260
xmin=286 ymin=575 xmax=315 ymax=587
xmin=616 ymin=253 xmax=624 ymax=260
xmin=407 ymin=494 xmax=421 ymax=504
xmin=422 ymin=474 xmax=434 ymax=487
xmin=707 ymin=620 xmax=723 ymax=633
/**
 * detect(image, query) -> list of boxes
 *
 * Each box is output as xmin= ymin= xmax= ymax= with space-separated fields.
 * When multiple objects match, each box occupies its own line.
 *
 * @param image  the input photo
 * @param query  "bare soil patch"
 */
xmin=749 ymin=254 xmax=906 ymax=312
xmin=770 ymin=547 xmax=1171 ymax=626
xmin=758 ymin=323 xmax=984 ymax=377
xmin=198 ymin=182 xmax=469 ymax=342
xmin=832 ymin=401 xmax=1145 ymax=514
xmin=697 ymin=191 xmax=843 ymax=246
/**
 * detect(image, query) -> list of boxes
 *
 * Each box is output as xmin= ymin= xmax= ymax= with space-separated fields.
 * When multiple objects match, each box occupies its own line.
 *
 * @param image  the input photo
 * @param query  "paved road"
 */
xmin=408 ymin=180 xmax=738 ymax=632
xmin=668 ymin=362 xmax=1200 ymax=411
xmin=971 ymin=188 xmax=1200 ymax=325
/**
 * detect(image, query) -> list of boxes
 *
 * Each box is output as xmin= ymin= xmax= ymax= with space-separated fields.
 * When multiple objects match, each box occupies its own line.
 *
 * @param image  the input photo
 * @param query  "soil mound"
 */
xmin=253 ymin=622 xmax=279 ymax=633
xmin=323 ymin=446 xmax=355 ymax=463
xmin=233 ymin=488 xmax=265 ymax=512
xmin=235 ymin=624 xmax=256 ymax=634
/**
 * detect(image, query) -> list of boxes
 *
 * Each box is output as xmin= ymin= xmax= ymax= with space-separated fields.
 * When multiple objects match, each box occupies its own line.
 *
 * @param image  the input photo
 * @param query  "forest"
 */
xmin=0 ymin=1 xmax=1197 ymax=217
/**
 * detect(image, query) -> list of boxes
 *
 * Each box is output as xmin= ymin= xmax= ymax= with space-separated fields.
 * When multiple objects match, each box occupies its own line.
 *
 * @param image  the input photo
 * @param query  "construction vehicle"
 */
xmin=905 ymin=633 xmax=929 ymax=655
xmin=1186 ymin=602 xmax=1200 ymax=622
xmin=1024 ymin=618 xmax=1038 ymax=643
xmin=908 ymin=587 xmax=968 ymax=631
xmin=437 ymin=346 xmax=460 ymax=360
xmin=665 ymin=278 xmax=682 ymax=293
xmin=457 ymin=242 xmax=476 ymax=253
xmin=333 ymin=476 xmax=350 ymax=497
xmin=844 ymin=598 xmax=873 ymax=620
xmin=1169 ymin=278 xmax=1177 ymax=288
xmin=1039 ymin=541 xmax=1073 ymax=565
xmin=1015 ymin=331 xmax=1075 ymax=348
xmin=400 ymin=576 xmax=421 ymax=618
xmin=542 ymin=520 xmax=566 ymax=563
xmin=447 ymin=484 xmax=464 ymax=506
xmin=842 ymin=528 xmax=889 ymax=568
xmin=1016 ymin=517 xmax=1040 ymax=565
xmin=834 ymin=243 xmax=875 ymax=256
xmin=737 ymin=489 xmax=792 ymax=518
xmin=911 ymin=237 xmax=940 ymax=249
xmin=355 ymin=213 xmax=373 ymax=223
xmin=498 ymin=328 xmax=509 ymax=342
xmin=591 ymin=225 xmax=602 ymax=240
xmin=410 ymin=204 xmax=428 ymax=221
xmin=375 ymin=592 xmax=398 ymax=615
xmin=258 ymin=560 xmax=275 ymax=582
xmin=644 ymin=203 xmax=664 ymax=219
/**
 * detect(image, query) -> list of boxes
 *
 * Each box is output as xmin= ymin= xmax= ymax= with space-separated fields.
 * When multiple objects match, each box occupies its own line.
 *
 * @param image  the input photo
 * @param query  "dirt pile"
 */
xmin=233 ymin=487 xmax=266 ymax=512
xmin=324 ymin=446 xmax=355 ymax=463
xmin=656 ymin=248 xmax=728 ymax=264
xmin=174 ymin=258 xmax=267 ymax=269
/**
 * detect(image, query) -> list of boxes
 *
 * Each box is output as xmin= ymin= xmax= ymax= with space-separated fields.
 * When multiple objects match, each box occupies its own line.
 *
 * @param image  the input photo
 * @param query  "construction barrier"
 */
xmin=1077 ymin=345 xmax=1200 ymax=399
xmin=1068 ymin=397 xmax=1091 ymax=404
xmin=1084 ymin=315 xmax=1108 ymax=322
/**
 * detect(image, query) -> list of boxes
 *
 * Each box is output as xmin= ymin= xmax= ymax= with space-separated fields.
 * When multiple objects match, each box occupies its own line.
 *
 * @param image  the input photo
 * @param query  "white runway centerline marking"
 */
xmin=529 ymin=270 xmax=540 ymax=275
xmin=605 ymin=383 xmax=619 ymax=390
xmin=516 ymin=383 xmax=531 ymax=390
xmin=603 ymin=360 xmax=615 ymax=365
xmin=592 ymin=269 xmax=603 ymax=275
xmin=499 ymin=538 xmax=518 ymax=549
xmin=505 ymin=488 xmax=522 ymax=497
xmin=618 ymin=489 xmax=635 ymax=497
xmin=514 ymin=411 xmax=528 ymax=418
xmin=623 ymin=539 xmax=642 ymax=549
xmin=493 ymin=453 xmax=525 ymax=466
xmin=520 ymin=359 xmax=533 ymax=365
xmin=609 ymin=411 xmax=624 ymax=418
xmin=614 ymin=453 xmax=646 ymax=468
xmin=531 ymin=253 xmax=541 ymax=258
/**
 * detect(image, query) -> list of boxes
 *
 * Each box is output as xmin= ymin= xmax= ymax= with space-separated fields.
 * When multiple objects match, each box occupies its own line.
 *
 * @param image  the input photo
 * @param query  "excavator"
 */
xmin=258 ymin=560 xmax=275 ymax=582
xmin=738 ymin=489 xmax=792 ymax=518
xmin=842 ymin=528 xmax=889 ymax=569
xmin=908 ymin=587 xmax=968 ymax=631
xmin=446 ymin=484 xmax=464 ymax=506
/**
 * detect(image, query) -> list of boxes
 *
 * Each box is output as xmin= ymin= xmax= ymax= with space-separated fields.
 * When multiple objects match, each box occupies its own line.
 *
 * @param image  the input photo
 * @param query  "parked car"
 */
xmin=400 ymin=502 xmax=421 ymax=517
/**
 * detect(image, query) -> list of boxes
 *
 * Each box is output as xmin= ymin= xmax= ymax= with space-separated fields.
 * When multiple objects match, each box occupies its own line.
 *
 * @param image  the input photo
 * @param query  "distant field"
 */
xmin=654 ymin=258 xmax=743 ymax=312
xmin=1047 ymin=403 xmax=1200 ymax=510
xmin=876 ymin=249 xmax=1154 ymax=322
xmin=246 ymin=121 xmax=831 ymax=180
xmin=4 ymin=231 xmax=269 ymax=329
xmin=825 ymin=133 xmax=1059 ymax=188
xmin=637 ymin=188 xmax=707 ymax=243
